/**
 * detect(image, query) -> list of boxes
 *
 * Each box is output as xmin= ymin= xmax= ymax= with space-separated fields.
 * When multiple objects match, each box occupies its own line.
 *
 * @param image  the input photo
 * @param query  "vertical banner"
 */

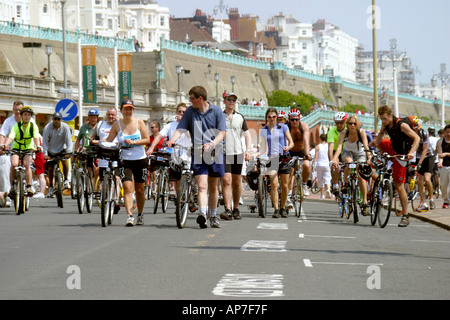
xmin=82 ymin=46 xmax=97 ymax=103
xmin=118 ymin=53 xmax=132 ymax=102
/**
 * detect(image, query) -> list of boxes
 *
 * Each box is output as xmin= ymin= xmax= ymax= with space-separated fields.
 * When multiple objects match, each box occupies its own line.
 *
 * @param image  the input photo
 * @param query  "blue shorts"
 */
xmin=192 ymin=159 xmax=224 ymax=177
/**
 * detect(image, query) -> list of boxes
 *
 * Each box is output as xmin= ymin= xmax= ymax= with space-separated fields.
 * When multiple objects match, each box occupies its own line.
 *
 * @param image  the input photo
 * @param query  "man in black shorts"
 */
xmin=415 ymin=126 xmax=436 ymax=212
xmin=220 ymin=93 xmax=251 ymax=220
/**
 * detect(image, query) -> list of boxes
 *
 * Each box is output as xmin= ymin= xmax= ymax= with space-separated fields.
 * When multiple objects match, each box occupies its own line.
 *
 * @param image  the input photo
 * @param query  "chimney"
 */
xmin=228 ymin=8 xmax=240 ymax=41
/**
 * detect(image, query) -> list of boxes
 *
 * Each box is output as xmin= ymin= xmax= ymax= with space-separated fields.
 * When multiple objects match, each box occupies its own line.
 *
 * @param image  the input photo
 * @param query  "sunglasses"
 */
xmin=267 ymin=115 xmax=277 ymax=119
xmin=189 ymin=96 xmax=198 ymax=101
xmin=226 ymin=98 xmax=237 ymax=102
xmin=53 ymin=118 xmax=61 ymax=121
xmin=290 ymin=118 xmax=299 ymax=122
xmin=348 ymin=122 xmax=357 ymax=126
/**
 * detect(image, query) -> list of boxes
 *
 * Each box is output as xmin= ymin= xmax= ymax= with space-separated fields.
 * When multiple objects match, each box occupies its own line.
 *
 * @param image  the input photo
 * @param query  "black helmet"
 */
xmin=358 ymin=163 xmax=372 ymax=181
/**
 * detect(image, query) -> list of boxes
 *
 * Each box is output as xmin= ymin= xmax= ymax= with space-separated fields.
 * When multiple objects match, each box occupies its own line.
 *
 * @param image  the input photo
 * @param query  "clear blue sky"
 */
xmin=159 ymin=0 xmax=450 ymax=84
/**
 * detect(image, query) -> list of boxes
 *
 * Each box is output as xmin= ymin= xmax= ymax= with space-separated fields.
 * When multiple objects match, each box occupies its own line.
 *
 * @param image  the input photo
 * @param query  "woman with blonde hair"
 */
xmin=331 ymin=114 xmax=372 ymax=215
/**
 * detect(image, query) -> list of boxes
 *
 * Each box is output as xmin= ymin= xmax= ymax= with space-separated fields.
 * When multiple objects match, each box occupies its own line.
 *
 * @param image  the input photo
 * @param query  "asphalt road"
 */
xmin=0 ymin=194 xmax=449 ymax=300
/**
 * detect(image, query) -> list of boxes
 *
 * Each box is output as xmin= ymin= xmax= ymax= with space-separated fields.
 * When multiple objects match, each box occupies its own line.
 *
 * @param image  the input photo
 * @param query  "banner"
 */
xmin=118 ymin=53 xmax=132 ymax=102
xmin=82 ymin=46 xmax=96 ymax=103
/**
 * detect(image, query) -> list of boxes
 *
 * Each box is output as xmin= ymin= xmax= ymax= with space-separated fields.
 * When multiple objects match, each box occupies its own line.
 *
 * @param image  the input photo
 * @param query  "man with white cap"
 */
xmin=221 ymin=92 xmax=251 ymax=220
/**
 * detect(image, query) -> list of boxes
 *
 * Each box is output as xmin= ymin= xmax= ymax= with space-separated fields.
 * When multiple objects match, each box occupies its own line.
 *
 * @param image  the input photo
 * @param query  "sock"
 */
xmin=199 ymin=207 xmax=207 ymax=216
xmin=210 ymin=208 xmax=217 ymax=217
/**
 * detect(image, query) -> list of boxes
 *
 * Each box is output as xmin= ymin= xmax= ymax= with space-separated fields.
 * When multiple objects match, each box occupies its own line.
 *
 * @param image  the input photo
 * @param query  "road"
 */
xmin=0 ymin=193 xmax=449 ymax=301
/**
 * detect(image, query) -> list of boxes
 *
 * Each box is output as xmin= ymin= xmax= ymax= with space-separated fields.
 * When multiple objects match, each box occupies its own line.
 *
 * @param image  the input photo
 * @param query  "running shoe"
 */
xmin=220 ymin=209 xmax=233 ymax=220
xmin=210 ymin=216 xmax=221 ymax=228
xmin=33 ymin=192 xmax=45 ymax=199
xmin=126 ymin=215 xmax=134 ymax=227
xmin=280 ymin=208 xmax=288 ymax=218
xmin=136 ymin=213 xmax=144 ymax=225
xmin=232 ymin=208 xmax=241 ymax=220
xmin=272 ymin=209 xmax=281 ymax=218
xmin=443 ymin=202 xmax=449 ymax=209
xmin=197 ymin=213 xmax=207 ymax=229
xmin=429 ymin=199 xmax=436 ymax=210
xmin=416 ymin=203 xmax=429 ymax=212
xmin=398 ymin=215 xmax=410 ymax=227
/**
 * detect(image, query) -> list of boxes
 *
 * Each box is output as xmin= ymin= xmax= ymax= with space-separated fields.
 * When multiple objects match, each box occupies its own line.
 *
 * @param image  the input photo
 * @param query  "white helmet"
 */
xmin=334 ymin=112 xmax=348 ymax=122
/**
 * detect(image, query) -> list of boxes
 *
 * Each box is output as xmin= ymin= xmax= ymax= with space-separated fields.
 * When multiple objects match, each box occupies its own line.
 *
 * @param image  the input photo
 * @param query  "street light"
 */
xmin=431 ymin=63 xmax=450 ymax=127
xmin=231 ymin=75 xmax=236 ymax=92
xmin=60 ymin=0 xmax=68 ymax=97
xmin=379 ymin=38 xmax=408 ymax=117
xmin=45 ymin=44 xmax=52 ymax=79
xmin=214 ymin=72 xmax=220 ymax=101
xmin=176 ymin=65 xmax=183 ymax=92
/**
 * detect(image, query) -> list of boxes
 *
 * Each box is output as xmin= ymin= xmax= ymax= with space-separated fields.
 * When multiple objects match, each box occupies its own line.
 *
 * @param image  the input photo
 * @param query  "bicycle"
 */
xmin=337 ymin=162 xmax=363 ymax=224
xmin=370 ymin=153 xmax=406 ymax=228
xmin=48 ymin=153 xmax=69 ymax=208
xmin=74 ymin=150 xmax=96 ymax=214
xmin=150 ymin=147 xmax=172 ymax=215
xmin=3 ymin=150 xmax=33 ymax=215
xmin=97 ymin=141 xmax=122 ymax=227
xmin=256 ymin=155 xmax=271 ymax=218
xmin=172 ymin=144 xmax=195 ymax=229
xmin=335 ymin=162 xmax=350 ymax=220
xmin=290 ymin=156 xmax=304 ymax=218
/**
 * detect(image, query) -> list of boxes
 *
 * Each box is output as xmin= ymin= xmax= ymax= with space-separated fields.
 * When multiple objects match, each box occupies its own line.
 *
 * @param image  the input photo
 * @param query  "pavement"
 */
xmin=302 ymin=191 xmax=450 ymax=231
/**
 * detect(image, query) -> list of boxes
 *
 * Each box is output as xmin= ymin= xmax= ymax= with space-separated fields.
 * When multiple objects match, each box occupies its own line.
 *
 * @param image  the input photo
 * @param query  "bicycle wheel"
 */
xmin=377 ymin=180 xmax=393 ymax=228
xmin=71 ymin=167 xmax=77 ymax=199
xmin=257 ymin=175 xmax=267 ymax=218
xmin=310 ymin=178 xmax=319 ymax=194
xmin=153 ymin=173 xmax=161 ymax=214
xmin=85 ymin=175 xmax=94 ymax=213
xmin=351 ymin=181 xmax=359 ymax=224
xmin=176 ymin=174 xmax=191 ymax=229
xmin=293 ymin=175 xmax=303 ymax=218
xmin=76 ymin=172 xmax=85 ymax=214
xmin=161 ymin=174 xmax=170 ymax=213
xmin=101 ymin=173 xmax=112 ymax=227
xmin=370 ymin=178 xmax=380 ymax=226
xmin=55 ymin=169 xmax=64 ymax=208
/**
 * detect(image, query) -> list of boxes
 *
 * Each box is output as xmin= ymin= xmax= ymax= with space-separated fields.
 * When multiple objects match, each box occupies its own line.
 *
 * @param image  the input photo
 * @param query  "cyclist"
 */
xmin=286 ymin=108 xmax=311 ymax=201
xmin=0 ymin=101 xmax=26 ymax=207
xmin=277 ymin=111 xmax=287 ymax=124
xmin=415 ymin=123 xmax=436 ymax=212
xmin=373 ymin=105 xmax=421 ymax=227
xmin=74 ymin=108 xmax=100 ymax=194
xmin=105 ymin=99 xmax=150 ymax=226
xmin=328 ymin=112 xmax=348 ymax=195
xmin=167 ymin=86 xmax=226 ymax=229
xmin=331 ymin=114 xmax=372 ymax=215
xmin=42 ymin=112 xmax=73 ymax=197
xmin=259 ymin=107 xmax=294 ymax=218
xmin=1 ymin=106 xmax=41 ymax=197
xmin=221 ymin=92 xmax=251 ymax=220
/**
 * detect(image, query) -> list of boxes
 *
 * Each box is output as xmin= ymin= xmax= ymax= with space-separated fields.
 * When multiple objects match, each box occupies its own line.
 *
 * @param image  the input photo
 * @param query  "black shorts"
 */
xmin=224 ymin=154 xmax=244 ymax=175
xmin=418 ymin=156 xmax=435 ymax=175
xmin=119 ymin=158 xmax=148 ymax=183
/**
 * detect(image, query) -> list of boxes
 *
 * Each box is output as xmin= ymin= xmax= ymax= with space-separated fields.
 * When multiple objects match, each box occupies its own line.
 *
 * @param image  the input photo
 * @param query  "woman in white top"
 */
xmin=313 ymin=134 xmax=332 ymax=198
xmin=106 ymin=99 xmax=150 ymax=227
xmin=331 ymin=114 xmax=372 ymax=215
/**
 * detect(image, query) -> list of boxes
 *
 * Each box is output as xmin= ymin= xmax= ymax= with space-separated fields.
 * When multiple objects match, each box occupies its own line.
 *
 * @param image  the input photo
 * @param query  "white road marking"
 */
xmin=241 ymin=240 xmax=287 ymax=252
xmin=299 ymin=233 xmax=355 ymax=239
xmin=303 ymin=258 xmax=383 ymax=268
xmin=257 ymin=223 xmax=288 ymax=230
xmin=212 ymin=273 xmax=284 ymax=297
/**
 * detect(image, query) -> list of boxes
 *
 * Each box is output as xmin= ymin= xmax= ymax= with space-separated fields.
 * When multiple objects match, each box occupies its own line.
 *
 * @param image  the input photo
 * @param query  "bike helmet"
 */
xmin=20 ymin=106 xmax=34 ymax=115
xmin=87 ymin=108 xmax=99 ymax=116
xmin=334 ymin=112 xmax=348 ymax=122
xmin=358 ymin=163 xmax=372 ymax=181
xmin=278 ymin=111 xmax=286 ymax=119
xmin=289 ymin=109 xmax=301 ymax=117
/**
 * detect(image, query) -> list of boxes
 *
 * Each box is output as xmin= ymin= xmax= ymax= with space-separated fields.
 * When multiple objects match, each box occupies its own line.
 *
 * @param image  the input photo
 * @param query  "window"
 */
xmin=96 ymin=13 xmax=102 ymax=27
xmin=291 ymin=43 xmax=295 ymax=49
xmin=302 ymin=30 xmax=306 ymax=36
xmin=16 ymin=5 xmax=21 ymax=17
xmin=107 ymin=1 xmax=112 ymax=9
xmin=302 ymin=42 xmax=307 ymax=50
xmin=43 ymin=4 xmax=48 ymax=13
xmin=160 ymin=16 xmax=165 ymax=27
xmin=148 ymin=32 xmax=153 ymax=43
xmin=108 ymin=19 xmax=112 ymax=30
xmin=95 ymin=0 xmax=101 ymax=5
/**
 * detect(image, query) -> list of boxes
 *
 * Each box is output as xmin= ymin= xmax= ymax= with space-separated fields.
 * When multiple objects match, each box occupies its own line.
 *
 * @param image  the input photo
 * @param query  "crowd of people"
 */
xmin=0 ymin=92 xmax=448 ymax=230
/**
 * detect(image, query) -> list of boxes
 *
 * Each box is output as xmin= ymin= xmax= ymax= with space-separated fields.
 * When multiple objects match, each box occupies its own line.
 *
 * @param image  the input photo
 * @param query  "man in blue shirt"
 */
xmin=168 ymin=86 xmax=226 ymax=228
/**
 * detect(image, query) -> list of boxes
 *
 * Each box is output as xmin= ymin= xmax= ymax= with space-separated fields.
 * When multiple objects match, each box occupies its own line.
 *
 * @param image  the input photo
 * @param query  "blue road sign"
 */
xmin=55 ymin=99 xmax=78 ymax=122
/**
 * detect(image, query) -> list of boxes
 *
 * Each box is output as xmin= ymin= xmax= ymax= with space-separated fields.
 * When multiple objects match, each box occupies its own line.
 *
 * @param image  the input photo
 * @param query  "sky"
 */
xmin=158 ymin=0 xmax=450 ymax=84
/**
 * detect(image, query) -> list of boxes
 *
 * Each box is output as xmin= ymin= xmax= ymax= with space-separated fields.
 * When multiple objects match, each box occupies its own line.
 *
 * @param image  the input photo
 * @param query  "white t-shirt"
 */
xmin=160 ymin=120 xmax=191 ymax=148
xmin=96 ymin=121 xmax=117 ymax=167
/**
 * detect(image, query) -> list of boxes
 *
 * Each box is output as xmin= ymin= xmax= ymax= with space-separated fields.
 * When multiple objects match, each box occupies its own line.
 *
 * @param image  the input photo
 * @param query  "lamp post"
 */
xmin=60 ymin=0 xmax=68 ymax=97
xmin=214 ymin=72 xmax=219 ymax=102
xmin=431 ymin=63 xmax=450 ymax=127
xmin=45 ymin=44 xmax=52 ymax=79
xmin=231 ymin=75 xmax=235 ymax=92
xmin=176 ymin=65 xmax=182 ymax=92
xmin=380 ymin=38 xmax=408 ymax=117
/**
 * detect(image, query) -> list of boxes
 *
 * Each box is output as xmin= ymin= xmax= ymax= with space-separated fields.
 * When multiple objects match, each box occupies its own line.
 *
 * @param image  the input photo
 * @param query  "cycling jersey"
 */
xmin=8 ymin=121 xmax=39 ymax=151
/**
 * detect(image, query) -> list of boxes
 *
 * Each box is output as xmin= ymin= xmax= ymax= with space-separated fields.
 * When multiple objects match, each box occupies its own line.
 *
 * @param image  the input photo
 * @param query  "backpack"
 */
xmin=392 ymin=116 xmax=421 ymax=154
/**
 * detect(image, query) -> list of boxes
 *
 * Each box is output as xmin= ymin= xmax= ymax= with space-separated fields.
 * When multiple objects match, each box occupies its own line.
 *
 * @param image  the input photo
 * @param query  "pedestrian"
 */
xmin=313 ymin=134 xmax=332 ymax=198
xmin=436 ymin=124 xmax=450 ymax=208
xmin=415 ymin=124 xmax=436 ymax=212
xmin=373 ymin=106 xmax=421 ymax=227
xmin=167 ymin=86 xmax=226 ymax=228
xmin=220 ymin=92 xmax=251 ymax=221
xmin=105 ymin=99 xmax=150 ymax=226
xmin=39 ymin=68 xmax=47 ymax=79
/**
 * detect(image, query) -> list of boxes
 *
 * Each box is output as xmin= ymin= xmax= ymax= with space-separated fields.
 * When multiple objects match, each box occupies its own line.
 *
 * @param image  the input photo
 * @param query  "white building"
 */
xmin=265 ymin=13 xmax=315 ymax=73
xmin=313 ymin=19 xmax=358 ymax=82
